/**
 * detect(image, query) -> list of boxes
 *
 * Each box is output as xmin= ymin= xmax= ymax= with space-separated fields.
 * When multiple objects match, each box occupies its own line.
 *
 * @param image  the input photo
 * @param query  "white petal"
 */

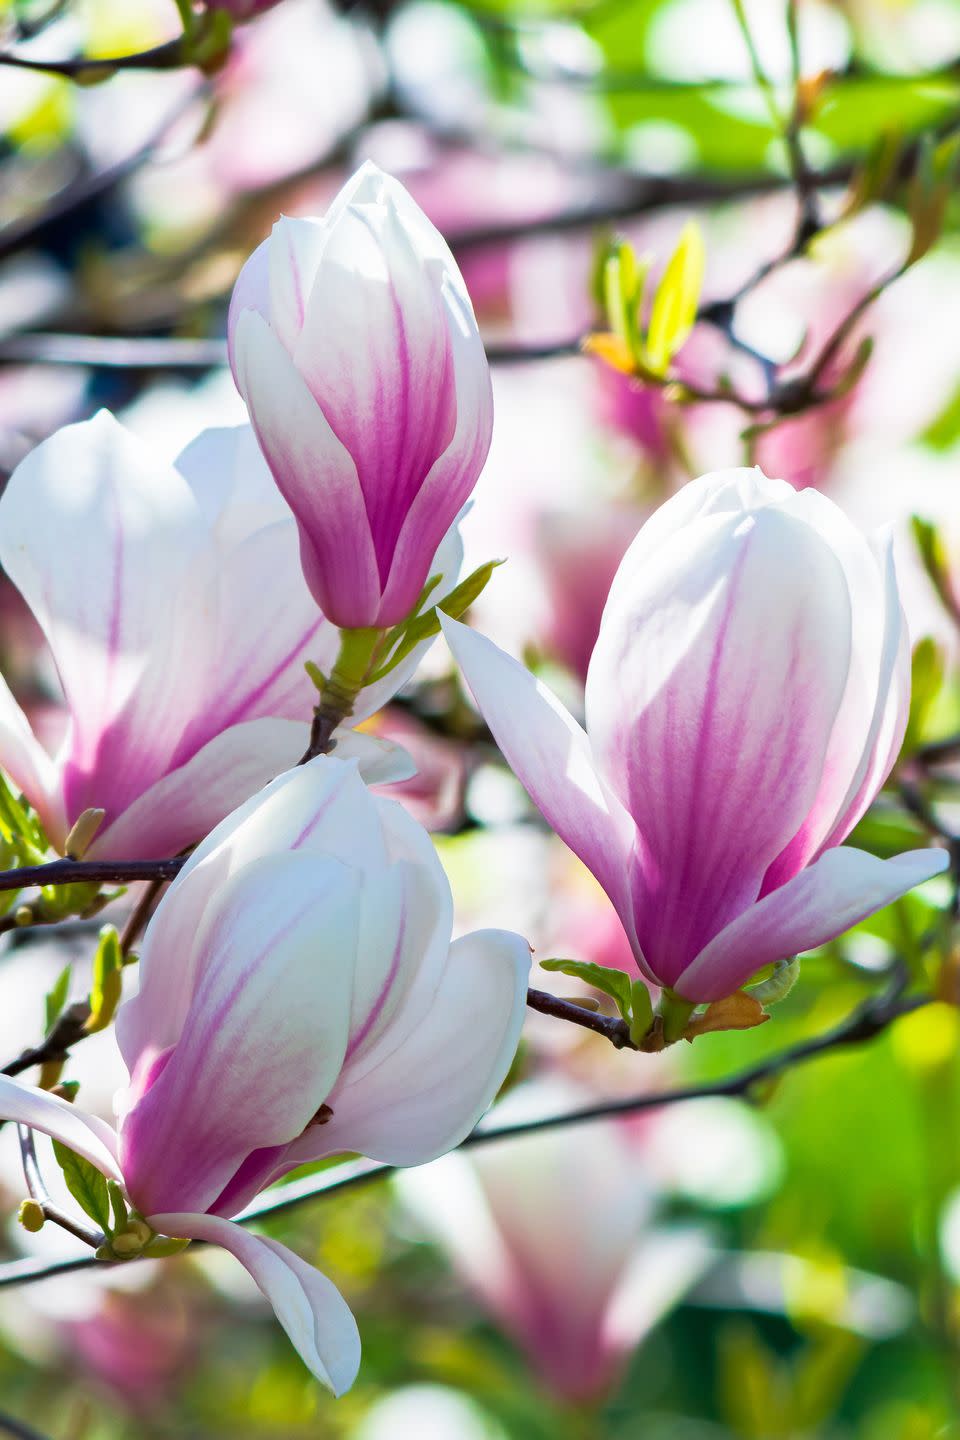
xmin=144 ymin=1212 xmax=361 ymax=1395
xmin=0 ymin=674 xmax=64 ymax=846
xmin=313 ymin=928 xmax=530 ymax=1166
xmin=116 ymin=758 xmax=386 ymax=1066
xmin=441 ymin=615 xmax=638 ymax=946
xmin=0 ymin=1075 xmax=121 ymax=1182
xmin=118 ymin=852 xmax=358 ymax=1216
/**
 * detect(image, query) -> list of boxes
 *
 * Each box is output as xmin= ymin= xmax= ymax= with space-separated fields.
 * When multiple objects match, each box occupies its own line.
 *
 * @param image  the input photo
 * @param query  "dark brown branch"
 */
xmin=0 ymin=981 xmax=931 ymax=1290
xmin=0 ymin=856 xmax=184 ymax=894
xmin=3 ymin=1001 xmax=92 ymax=1079
xmin=526 ymin=986 xmax=633 ymax=1046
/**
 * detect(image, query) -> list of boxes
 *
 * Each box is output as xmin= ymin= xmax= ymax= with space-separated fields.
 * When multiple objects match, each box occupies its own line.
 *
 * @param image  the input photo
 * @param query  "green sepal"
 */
xmin=628 ymin=980 xmax=655 ymax=1046
xmin=367 ymin=560 xmax=503 ymax=683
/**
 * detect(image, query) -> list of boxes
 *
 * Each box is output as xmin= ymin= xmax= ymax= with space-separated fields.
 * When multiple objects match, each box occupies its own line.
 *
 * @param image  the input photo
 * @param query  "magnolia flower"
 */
xmin=0 ymin=413 xmax=460 ymax=859
xmin=228 ymin=162 xmax=492 ymax=629
xmin=400 ymin=1080 xmax=711 ymax=1402
xmin=0 ymin=759 xmax=529 ymax=1392
xmin=443 ymin=468 xmax=948 ymax=1004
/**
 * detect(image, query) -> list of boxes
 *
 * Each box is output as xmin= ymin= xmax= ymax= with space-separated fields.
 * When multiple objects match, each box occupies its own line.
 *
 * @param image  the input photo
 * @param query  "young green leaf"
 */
xmin=86 ymin=925 xmax=124 ymax=1034
xmin=44 ymin=965 xmax=72 ymax=1036
xmin=539 ymin=958 xmax=633 ymax=1022
xmin=645 ymin=222 xmax=705 ymax=376
xmin=51 ymin=1140 xmax=111 ymax=1232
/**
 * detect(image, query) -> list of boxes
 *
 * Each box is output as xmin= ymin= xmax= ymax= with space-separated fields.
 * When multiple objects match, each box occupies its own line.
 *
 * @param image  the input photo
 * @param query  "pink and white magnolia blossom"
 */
xmin=228 ymin=162 xmax=493 ymax=629
xmin=443 ymin=467 xmax=949 ymax=1004
xmin=400 ymin=1079 xmax=711 ymax=1402
xmin=0 ymin=758 xmax=529 ymax=1392
xmin=0 ymin=412 xmax=461 ymax=859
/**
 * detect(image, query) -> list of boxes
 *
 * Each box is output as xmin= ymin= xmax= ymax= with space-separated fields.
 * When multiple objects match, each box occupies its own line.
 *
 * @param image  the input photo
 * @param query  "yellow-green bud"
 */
xmin=18 ymin=1200 xmax=46 ymax=1233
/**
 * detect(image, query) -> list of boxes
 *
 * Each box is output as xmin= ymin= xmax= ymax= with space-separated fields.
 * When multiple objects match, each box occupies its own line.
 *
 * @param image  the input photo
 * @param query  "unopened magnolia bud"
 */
xmin=64 ymin=807 xmax=105 ymax=860
xmin=18 ymin=1199 xmax=46 ymax=1232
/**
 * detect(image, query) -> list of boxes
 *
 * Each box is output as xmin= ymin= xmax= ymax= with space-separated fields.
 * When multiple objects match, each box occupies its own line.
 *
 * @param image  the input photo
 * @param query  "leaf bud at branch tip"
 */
xmin=64 ymin=808 xmax=106 ymax=861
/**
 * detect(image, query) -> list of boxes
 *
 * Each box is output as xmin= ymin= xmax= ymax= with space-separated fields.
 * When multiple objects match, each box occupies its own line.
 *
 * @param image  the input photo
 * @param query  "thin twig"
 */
xmin=3 ymin=1002 xmax=92 ymax=1079
xmin=18 ymin=1125 xmax=103 ymax=1248
xmin=120 ymin=878 xmax=165 ymax=956
xmin=526 ymin=986 xmax=633 ymax=1046
xmin=0 ymin=983 xmax=932 ymax=1290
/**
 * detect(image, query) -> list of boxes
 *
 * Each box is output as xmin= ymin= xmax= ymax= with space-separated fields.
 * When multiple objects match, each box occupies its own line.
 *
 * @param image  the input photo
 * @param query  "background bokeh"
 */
xmin=1 ymin=0 xmax=960 ymax=1435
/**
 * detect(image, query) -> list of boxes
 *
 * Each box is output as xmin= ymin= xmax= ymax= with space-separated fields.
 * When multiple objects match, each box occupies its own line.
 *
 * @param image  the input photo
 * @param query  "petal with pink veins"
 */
xmin=674 ymin=845 xmax=949 ymax=1003
xmin=118 ymin=852 xmax=358 ymax=1216
xmin=144 ymin=1212 xmax=361 ymax=1395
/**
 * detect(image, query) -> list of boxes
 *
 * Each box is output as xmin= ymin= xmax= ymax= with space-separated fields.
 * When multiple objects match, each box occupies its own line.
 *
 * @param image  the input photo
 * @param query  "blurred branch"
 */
xmin=0 ymin=1411 xmax=56 ymax=1440
xmin=3 ymin=1000 xmax=92 ymax=1079
xmin=0 ymin=88 xmax=203 ymax=266
xmin=0 ymin=35 xmax=188 ymax=78
xmin=0 ymin=975 xmax=934 ymax=1290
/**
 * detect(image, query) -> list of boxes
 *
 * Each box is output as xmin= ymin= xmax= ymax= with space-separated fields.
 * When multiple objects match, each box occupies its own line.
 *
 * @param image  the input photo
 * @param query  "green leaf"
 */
xmin=921 ymin=380 xmax=960 ymax=452
xmin=903 ymin=637 xmax=946 ymax=755
xmin=645 ymin=222 xmax=705 ymax=376
xmin=911 ymin=514 xmax=958 ymax=622
xmin=539 ymin=958 xmax=633 ymax=1021
xmin=51 ymin=1141 xmax=110 ymax=1231
xmin=44 ymin=965 xmax=71 ymax=1036
xmin=86 ymin=925 xmax=123 ymax=1034
xmin=603 ymin=240 xmax=647 ymax=360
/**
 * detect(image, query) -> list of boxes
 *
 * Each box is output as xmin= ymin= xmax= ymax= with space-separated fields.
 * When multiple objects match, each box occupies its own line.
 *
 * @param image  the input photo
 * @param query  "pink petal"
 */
xmin=89 ymin=717 xmax=307 ymax=861
xmin=376 ymin=276 xmax=492 ymax=624
xmin=232 ymin=309 xmax=382 ymax=627
xmin=674 ymin=845 xmax=949 ymax=1002
xmin=441 ymin=615 xmax=639 ymax=953
xmin=115 ymin=759 xmax=386 ymax=1075
xmin=144 ymin=1212 xmax=360 ymax=1394
xmin=292 ymin=196 xmax=457 ymax=596
xmin=119 ymin=852 xmax=358 ymax=1216
xmin=0 ymin=412 xmax=215 ymax=830
xmin=586 ymin=500 xmax=854 ymax=986
xmin=762 ymin=517 xmax=909 ymax=891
